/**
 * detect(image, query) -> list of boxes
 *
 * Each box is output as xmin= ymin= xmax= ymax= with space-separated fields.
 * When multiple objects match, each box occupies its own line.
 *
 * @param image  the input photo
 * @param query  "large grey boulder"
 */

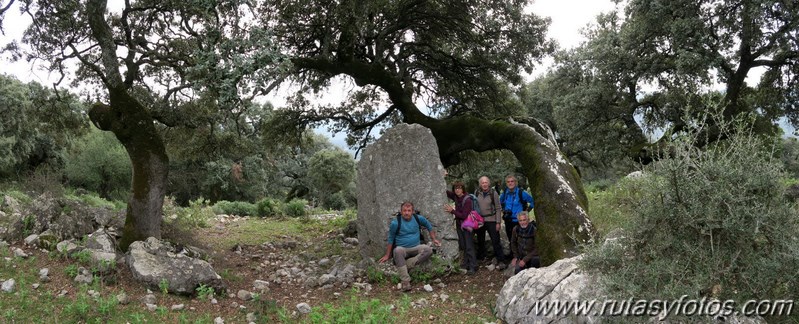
xmin=495 ymin=255 xmax=766 ymax=324
xmin=127 ymin=237 xmax=226 ymax=295
xmin=28 ymin=195 xmax=95 ymax=242
xmin=356 ymin=123 xmax=457 ymax=261
xmin=496 ymin=255 xmax=596 ymax=324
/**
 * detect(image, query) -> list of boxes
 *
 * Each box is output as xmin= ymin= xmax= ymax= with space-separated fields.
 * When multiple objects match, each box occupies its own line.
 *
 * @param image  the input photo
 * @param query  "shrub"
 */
xmin=322 ymin=192 xmax=348 ymax=210
xmin=163 ymin=197 xmax=214 ymax=231
xmin=212 ymin=200 xmax=257 ymax=216
xmin=283 ymin=198 xmax=307 ymax=218
xmin=581 ymin=117 xmax=799 ymax=322
xmin=255 ymin=198 xmax=279 ymax=217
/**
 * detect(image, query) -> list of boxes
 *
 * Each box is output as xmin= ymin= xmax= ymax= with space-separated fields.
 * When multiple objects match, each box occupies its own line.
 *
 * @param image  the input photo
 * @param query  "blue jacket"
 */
xmin=500 ymin=188 xmax=534 ymax=222
xmin=387 ymin=214 xmax=434 ymax=248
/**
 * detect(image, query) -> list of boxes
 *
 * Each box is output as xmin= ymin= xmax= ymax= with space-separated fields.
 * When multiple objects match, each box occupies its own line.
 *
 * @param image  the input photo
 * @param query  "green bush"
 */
xmin=283 ymin=198 xmax=308 ymax=218
xmin=255 ymin=198 xmax=280 ymax=217
xmin=164 ymin=197 xmax=214 ymax=229
xmin=581 ymin=118 xmax=799 ymax=322
xmin=212 ymin=200 xmax=257 ymax=216
xmin=322 ymin=191 xmax=348 ymax=210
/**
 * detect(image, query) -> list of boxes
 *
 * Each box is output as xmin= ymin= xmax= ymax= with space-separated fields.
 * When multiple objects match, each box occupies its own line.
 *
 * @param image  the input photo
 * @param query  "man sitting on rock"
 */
xmin=510 ymin=211 xmax=540 ymax=274
xmin=379 ymin=201 xmax=441 ymax=291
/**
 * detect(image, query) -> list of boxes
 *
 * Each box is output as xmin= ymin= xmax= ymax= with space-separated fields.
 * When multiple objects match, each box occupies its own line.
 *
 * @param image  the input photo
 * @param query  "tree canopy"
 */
xmin=528 ymin=0 xmax=799 ymax=171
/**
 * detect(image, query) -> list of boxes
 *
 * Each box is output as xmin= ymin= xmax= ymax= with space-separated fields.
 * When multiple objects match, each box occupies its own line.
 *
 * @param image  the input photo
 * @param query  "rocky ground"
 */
xmin=1 ymin=213 xmax=510 ymax=323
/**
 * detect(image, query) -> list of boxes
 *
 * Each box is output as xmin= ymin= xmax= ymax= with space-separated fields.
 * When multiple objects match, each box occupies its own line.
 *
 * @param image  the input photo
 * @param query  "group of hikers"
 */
xmin=378 ymin=174 xmax=539 ymax=292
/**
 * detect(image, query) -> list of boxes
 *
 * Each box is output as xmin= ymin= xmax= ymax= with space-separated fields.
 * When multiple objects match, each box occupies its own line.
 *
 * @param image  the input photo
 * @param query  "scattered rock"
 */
xmin=56 ymin=240 xmax=79 ymax=255
xmin=86 ymin=228 xmax=115 ymax=253
xmin=171 ymin=304 xmax=185 ymax=311
xmin=297 ymin=302 xmax=312 ymax=314
xmin=237 ymin=290 xmax=253 ymax=301
xmin=423 ymin=284 xmax=433 ymax=292
xmin=246 ymin=312 xmax=256 ymax=322
xmin=39 ymin=268 xmax=50 ymax=282
xmin=117 ymin=292 xmax=130 ymax=305
xmin=87 ymin=290 xmax=100 ymax=298
xmin=252 ymin=280 xmax=269 ymax=292
xmin=31 ymin=283 xmax=39 ymax=289
xmin=24 ymin=234 xmax=39 ymax=246
xmin=2 ymin=279 xmax=15 ymax=292
xmin=73 ymin=267 xmax=94 ymax=284
xmin=413 ymin=298 xmax=429 ymax=308
xmin=439 ymin=293 xmax=449 ymax=303
xmin=0 ymin=241 xmax=8 ymax=249
xmin=142 ymin=294 xmax=157 ymax=305
xmin=343 ymin=237 xmax=358 ymax=245
xmin=352 ymin=282 xmax=372 ymax=292
xmin=12 ymin=247 xmax=29 ymax=258
xmin=146 ymin=303 xmax=157 ymax=312
xmin=214 ymin=317 xmax=224 ymax=324
xmin=318 ymin=258 xmax=330 ymax=266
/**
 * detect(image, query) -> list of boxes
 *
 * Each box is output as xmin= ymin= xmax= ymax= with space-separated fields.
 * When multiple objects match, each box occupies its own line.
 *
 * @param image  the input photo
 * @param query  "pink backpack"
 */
xmin=461 ymin=210 xmax=485 ymax=231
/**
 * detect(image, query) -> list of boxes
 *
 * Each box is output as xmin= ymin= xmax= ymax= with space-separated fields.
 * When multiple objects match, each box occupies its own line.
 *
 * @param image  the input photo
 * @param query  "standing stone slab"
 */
xmin=357 ymin=123 xmax=458 ymax=261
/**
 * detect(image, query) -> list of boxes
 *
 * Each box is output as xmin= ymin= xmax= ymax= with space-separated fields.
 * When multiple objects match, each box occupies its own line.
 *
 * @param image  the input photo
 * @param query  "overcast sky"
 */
xmin=0 ymin=0 xmax=620 ymax=150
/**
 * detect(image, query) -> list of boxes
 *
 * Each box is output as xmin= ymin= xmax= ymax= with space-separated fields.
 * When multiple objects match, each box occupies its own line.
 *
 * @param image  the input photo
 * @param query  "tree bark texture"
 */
xmin=89 ymin=90 xmax=169 ymax=251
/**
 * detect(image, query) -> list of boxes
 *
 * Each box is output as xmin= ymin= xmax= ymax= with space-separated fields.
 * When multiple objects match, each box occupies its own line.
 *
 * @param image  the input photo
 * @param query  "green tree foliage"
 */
xmin=270 ymin=132 xmax=337 ymax=203
xmin=531 ymin=0 xmax=799 ymax=170
xmin=163 ymin=101 xmax=275 ymax=205
xmin=2 ymin=0 xmax=285 ymax=248
xmin=582 ymin=116 xmax=799 ymax=321
xmin=306 ymin=148 xmax=355 ymax=209
xmin=0 ymin=74 xmax=87 ymax=177
xmin=64 ymin=128 xmax=131 ymax=201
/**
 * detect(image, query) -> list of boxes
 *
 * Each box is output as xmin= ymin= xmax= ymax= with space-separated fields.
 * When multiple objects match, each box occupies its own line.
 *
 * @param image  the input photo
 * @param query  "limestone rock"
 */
xmin=495 ymin=255 xmax=594 ymax=324
xmin=356 ymin=123 xmax=456 ymax=261
xmin=127 ymin=237 xmax=226 ymax=295
xmin=297 ymin=302 xmax=312 ymax=314
xmin=2 ymin=279 xmax=15 ymax=293
xmin=24 ymin=234 xmax=39 ymax=246
xmin=85 ymin=228 xmax=115 ymax=253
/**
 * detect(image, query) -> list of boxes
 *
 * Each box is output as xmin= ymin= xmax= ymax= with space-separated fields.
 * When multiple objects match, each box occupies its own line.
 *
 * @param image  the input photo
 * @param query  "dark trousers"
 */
xmin=503 ymin=218 xmax=518 ymax=254
xmin=513 ymin=256 xmax=541 ymax=274
xmin=475 ymin=221 xmax=506 ymax=262
xmin=456 ymin=223 xmax=477 ymax=271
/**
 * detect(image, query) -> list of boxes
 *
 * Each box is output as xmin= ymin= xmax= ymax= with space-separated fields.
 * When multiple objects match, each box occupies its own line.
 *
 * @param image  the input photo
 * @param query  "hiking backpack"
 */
xmin=502 ymin=188 xmax=531 ymax=212
xmin=463 ymin=194 xmax=485 ymax=228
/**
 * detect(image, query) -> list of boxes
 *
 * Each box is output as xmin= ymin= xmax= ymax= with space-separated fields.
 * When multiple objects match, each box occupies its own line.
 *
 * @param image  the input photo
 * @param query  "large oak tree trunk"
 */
xmin=414 ymin=115 xmax=595 ymax=265
xmin=89 ymin=90 xmax=169 ymax=251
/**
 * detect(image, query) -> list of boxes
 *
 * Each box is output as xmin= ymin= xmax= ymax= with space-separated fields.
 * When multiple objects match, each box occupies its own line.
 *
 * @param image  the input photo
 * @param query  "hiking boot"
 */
xmin=401 ymin=281 xmax=412 ymax=292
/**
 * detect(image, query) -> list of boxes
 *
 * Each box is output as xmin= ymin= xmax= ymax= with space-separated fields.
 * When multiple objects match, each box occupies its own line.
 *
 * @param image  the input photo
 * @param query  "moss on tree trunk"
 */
xmin=89 ymin=89 xmax=169 ymax=251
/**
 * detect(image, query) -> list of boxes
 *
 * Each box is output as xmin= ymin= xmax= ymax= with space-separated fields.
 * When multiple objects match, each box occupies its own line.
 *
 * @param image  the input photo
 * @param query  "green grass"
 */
xmin=306 ymin=291 xmax=409 ymax=324
xmin=585 ymin=178 xmax=640 ymax=237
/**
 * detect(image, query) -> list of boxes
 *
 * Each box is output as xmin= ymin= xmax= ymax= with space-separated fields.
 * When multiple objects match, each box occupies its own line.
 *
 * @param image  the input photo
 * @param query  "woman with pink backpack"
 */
xmin=445 ymin=181 xmax=478 ymax=275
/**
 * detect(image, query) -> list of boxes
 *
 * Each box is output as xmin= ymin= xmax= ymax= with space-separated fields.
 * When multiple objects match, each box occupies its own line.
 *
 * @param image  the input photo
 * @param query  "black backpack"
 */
xmin=502 ymin=188 xmax=531 ymax=212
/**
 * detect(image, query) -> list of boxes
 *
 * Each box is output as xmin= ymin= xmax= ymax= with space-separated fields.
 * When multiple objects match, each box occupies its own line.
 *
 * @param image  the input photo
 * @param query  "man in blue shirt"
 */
xmin=499 ymin=175 xmax=534 ymax=254
xmin=379 ymin=201 xmax=441 ymax=292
